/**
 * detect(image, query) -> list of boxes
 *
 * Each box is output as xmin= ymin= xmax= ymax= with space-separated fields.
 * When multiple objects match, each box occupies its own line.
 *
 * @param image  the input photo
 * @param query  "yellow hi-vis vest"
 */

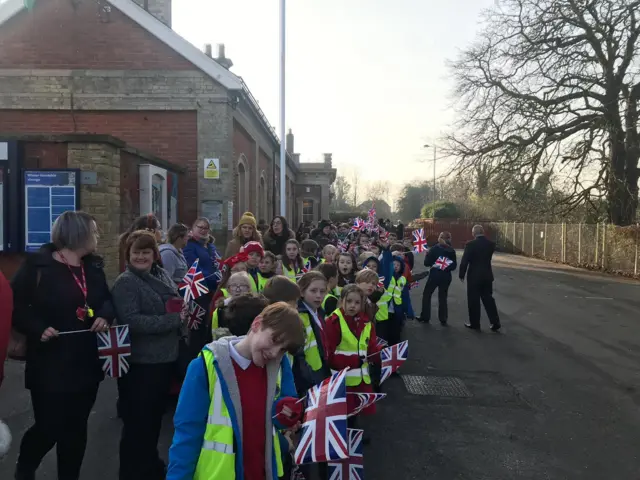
xmin=322 ymin=293 xmax=338 ymax=315
xmin=299 ymin=312 xmax=324 ymax=371
xmin=257 ymin=273 xmax=269 ymax=292
xmin=221 ymin=288 xmax=230 ymax=299
xmin=388 ymin=276 xmax=406 ymax=305
xmin=332 ymin=310 xmax=372 ymax=386
xmin=212 ymin=308 xmax=220 ymax=329
xmin=195 ymin=349 xmax=284 ymax=480
xmin=375 ymin=289 xmax=393 ymax=322
xmin=282 ymin=264 xmax=301 ymax=283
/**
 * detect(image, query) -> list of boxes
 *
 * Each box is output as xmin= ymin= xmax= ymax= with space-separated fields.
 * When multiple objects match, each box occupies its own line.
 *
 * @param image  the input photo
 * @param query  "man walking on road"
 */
xmin=459 ymin=224 xmax=501 ymax=331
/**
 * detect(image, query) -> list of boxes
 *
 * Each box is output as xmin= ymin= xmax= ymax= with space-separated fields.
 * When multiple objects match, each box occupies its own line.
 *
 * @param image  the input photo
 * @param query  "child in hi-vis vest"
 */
xmin=168 ymin=303 xmax=305 ymax=480
xmin=324 ymin=284 xmax=381 ymax=417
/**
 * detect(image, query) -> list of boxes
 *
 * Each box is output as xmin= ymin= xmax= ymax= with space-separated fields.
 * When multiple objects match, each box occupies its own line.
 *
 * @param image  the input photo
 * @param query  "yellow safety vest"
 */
xmin=332 ymin=310 xmax=372 ymax=386
xmin=222 ymin=288 xmax=230 ymax=299
xmin=388 ymin=276 xmax=406 ymax=305
xmin=376 ymin=289 xmax=393 ymax=322
xmin=322 ymin=293 xmax=338 ymax=315
xmin=194 ymin=349 xmax=284 ymax=480
xmin=299 ymin=312 xmax=324 ymax=371
xmin=257 ymin=273 xmax=269 ymax=292
xmin=212 ymin=308 xmax=220 ymax=330
xmin=282 ymin=264 xmax=300 ymax=283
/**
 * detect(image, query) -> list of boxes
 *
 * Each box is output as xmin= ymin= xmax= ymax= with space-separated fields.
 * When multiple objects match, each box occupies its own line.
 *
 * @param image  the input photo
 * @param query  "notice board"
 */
xmin=23 ymin=170 xmax=80 ymax=252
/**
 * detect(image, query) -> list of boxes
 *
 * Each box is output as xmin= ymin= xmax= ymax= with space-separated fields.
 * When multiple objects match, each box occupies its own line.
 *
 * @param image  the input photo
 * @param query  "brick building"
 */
xmin=0 ymin=0 xmax=335 ymax=277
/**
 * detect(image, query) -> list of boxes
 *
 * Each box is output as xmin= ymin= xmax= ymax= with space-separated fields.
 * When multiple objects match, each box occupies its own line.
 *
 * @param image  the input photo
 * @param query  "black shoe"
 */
xmin=490 ymin=324 xmax=501 ymax=332
xmin=465 ymin=323 xmax=481 ymax=331
xmin=440 ymin=320 xmax=448 ymax=326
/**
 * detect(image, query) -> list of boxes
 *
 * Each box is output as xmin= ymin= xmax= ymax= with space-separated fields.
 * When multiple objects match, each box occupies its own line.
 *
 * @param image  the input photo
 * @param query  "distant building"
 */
xmin=0 ymin=0 xmax=335 ymax=277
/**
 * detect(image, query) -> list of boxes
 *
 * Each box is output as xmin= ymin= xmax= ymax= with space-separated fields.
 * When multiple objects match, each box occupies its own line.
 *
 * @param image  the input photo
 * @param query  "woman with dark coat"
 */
xmin=262 ymin=215 xmax=296 ymax=256
xmin=418 ymin=231 xmax=457 ymax=325
xmin=11 ymin=211 xmax=114 ymax=480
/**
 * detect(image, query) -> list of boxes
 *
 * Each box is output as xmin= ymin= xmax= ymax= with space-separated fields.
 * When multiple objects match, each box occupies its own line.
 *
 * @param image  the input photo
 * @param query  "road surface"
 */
xmin=1 ymin=252 xmax=640 ymax=479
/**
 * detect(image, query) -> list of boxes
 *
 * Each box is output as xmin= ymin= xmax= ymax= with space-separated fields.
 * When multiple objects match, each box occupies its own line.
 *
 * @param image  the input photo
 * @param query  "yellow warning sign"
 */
xmin=204 ymin=158 xmax=220 ymax=180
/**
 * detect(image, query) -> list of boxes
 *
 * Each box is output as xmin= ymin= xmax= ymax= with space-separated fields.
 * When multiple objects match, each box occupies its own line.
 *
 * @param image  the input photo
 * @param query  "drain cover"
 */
xmin=402 ymin=375 xmax=472 ymax=398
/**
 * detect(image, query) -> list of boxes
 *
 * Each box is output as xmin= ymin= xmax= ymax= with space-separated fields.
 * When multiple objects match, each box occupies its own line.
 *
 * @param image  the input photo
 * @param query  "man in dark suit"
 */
xmin=459 ymin=224 xmax=501 ymax=331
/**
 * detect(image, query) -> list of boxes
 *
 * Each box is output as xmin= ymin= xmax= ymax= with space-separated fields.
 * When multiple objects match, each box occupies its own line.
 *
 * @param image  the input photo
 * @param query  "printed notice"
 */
xmin=203 ymin=158 xmax=220 ymax=180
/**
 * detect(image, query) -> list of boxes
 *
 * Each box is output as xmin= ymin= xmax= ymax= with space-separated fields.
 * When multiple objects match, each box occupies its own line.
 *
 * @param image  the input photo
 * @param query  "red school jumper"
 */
xmin=324 ymin=308 xmax=381 ymax=415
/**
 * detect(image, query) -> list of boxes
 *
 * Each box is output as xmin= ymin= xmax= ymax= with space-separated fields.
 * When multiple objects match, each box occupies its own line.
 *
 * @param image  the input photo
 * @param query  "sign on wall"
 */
xmin=203 ymin=158 xmax=220 ymax=179
xmin=23 ymin=170 xmax=80 ymax=252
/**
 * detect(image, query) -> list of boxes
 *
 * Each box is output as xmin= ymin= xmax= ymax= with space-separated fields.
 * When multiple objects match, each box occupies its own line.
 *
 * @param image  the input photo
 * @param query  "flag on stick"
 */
xmin=179 ymin=259 xmax=209 ymax=303
xmin=348 ymin=392 xmax=387 ymax=417
xmin=380 ymin=340 xmax=408 ymax=384
xmin=412 ymin=228 xmax=427 ymax=254
xmin=434 ymin=256 xmax=453 ymax=271
xmin=327 ymin=429 xmax=364 ymax=480
xmin=97 ymin=325 xmax=131 ymax=378
xmin=187 ymin=302 xmax=206 ymax=330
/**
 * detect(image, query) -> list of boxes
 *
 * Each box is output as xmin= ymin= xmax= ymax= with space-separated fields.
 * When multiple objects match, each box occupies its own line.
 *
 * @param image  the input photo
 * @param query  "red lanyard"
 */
xmin=58 ymin=252 xmax=88 ymax=305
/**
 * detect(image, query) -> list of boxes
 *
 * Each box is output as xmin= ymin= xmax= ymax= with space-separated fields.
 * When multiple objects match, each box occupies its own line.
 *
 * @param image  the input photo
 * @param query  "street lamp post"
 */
xmin=279 ymin=0 xmax=286 ymax=216
xmin=423 ymin=144 xmax=436 ymax=204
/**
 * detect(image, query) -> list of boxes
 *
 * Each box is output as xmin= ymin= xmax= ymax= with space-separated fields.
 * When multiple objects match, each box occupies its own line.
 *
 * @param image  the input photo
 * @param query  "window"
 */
xmin=303 ymin=200 xmax=314 ymax=223
xmin=139 ymin=165 xmax=167 ymax=230
xmin=259 ymin=176 xmax=267 ymax=222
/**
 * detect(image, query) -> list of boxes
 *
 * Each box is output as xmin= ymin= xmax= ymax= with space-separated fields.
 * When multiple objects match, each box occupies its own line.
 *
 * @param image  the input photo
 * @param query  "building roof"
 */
xmin=0 ymin=0 xmax=288 ymax=161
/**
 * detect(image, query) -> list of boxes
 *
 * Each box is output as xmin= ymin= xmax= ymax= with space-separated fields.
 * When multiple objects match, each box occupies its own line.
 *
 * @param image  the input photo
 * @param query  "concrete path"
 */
xmin=1 ymin=252 xmax=639 ymax=479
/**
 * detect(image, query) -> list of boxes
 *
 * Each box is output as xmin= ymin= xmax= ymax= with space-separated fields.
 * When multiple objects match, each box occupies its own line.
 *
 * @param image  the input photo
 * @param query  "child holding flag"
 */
xmin=167 ymin=302 xmax=305 ymax=480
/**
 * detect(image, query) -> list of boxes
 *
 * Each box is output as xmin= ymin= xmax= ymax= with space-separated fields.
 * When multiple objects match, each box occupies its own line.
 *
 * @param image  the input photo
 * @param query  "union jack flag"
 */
xmin=351 ymin=218 xmax=365 ymax=233
xmin=295 ymin=262 xmax=310 ymax=281
xmin=213 ymin=250 xmax=223 ymax=282
xmin=97 ymin=325 xmax=131 ymax=378
xmin=368 ymin=204 xmax=376 ymax=223
xmin=434 ymin=256 xmax=453 ymax=271
xmin=379 ymin=230 xmax=389 ymax=241
xmin=328 ymin=429 xmax=364 ymax=480
xmin=380 ymin=340 xmax=408 ymax=384
xmin=412 ymin=228 xmax=427 ymax=254
xmin=409 ymin=281 xmax=420 ymax=290
xmin=376 ymin=336 xmax=388 ymax=348
xmin=348 ymin=392 xmax=387 ymax=417
xmin=179 ymin=259 xmax=210 ymax=303
xmin=187 ymin=302 xmax=206 ymax=330
xmin=377 ymin=275 xmax=385 ymax=289
xmin=294 ymin=369 xmax=349 ymax=464
xmin=337 ymin=240 xmax=348 ymax=252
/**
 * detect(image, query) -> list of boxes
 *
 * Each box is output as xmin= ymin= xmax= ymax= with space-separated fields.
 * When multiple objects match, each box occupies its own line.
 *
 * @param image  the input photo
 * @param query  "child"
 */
xmin=336 ymin=252 xmax=357 ymax=293
xmin=276 ymin=239 xmax=305 ymax=282
xmin=213 ymin=293 xmax=268 ymax=339
xmin=357 ymin=251 xmax=376 ymax=270
xmin=168 ymin=303 xmax=306 ymax=480
xmin=300 ymin=239 xmax=320 ymax=269
xmin=240 ymin=241 xmax=265 ymax=291
xmin=317 ymin=263 xmax=339 ymax=315
xmin=385 ymin=256 xmax=409 ymax=345
xmin=292 ymin=271 xmax=331 ymax=396
xmin=324 ymin=285 xmax=380 ymax=418
xmin=355 ymin=268 xmax=384 ymax=323
xmin=211 ymin=272 xmax=253 ymax=337
xmin=352 ymin=231 xmax=372 ymax=258
xmin=321 ymin=244 xmax=338 ymax=264
xmin=262 ymin=275 xmax=301 ymax=309
xmin=257 ymin=251 xmax=277 ymax=292
xmin=210 ymin=254 xmax=249 ymax=306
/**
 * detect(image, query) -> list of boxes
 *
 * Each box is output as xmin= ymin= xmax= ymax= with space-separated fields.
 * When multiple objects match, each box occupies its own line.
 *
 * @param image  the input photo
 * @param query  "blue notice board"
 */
xmin=23 ymin=170 xmax=80 ymax=252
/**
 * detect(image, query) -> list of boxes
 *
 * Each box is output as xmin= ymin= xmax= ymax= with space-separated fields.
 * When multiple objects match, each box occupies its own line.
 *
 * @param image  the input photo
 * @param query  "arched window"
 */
xmin=259 ymin=174 xmax=267 ymax=222
xmin=237 ymin=155 xmax=249 ymax=216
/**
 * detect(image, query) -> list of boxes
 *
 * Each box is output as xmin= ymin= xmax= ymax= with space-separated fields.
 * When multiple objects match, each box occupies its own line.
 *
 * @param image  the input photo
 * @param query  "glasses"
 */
xmin=272 ymin=220 xmax=282 ymax=225
xmin=195 ymin=224 xmax=210 ymax=231
xmin=228 ymin=284 xmax=250 ymax=292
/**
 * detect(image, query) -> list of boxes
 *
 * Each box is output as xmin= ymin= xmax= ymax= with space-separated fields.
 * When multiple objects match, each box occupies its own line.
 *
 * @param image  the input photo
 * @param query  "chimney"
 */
xmin=286 ymin=129 xmax=294 ymax=154
xmin=132 ymin=0 xmax=172 ymax=28
xmin=293 ymin=153 xmax=300 ymax=164
xmin=324 ymin=153 xmax=332 ymax=166
xmin=215 ymin=44 xmax=234 ymax=70
xmin=204 ymin=44 xmax=212 ymax=57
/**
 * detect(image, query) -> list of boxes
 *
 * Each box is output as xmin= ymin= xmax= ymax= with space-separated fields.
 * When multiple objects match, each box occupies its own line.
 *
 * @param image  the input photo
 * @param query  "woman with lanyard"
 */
xmin=11 ymin=211 xmax=114 ymax=480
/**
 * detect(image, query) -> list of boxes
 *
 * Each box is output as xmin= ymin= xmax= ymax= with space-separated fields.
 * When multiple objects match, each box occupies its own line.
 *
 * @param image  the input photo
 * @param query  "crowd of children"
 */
xmin=167 ymin=224 xmax=418 ymax=480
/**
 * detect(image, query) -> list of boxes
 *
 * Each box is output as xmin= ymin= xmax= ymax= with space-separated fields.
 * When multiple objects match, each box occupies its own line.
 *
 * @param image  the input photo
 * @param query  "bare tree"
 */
xmin=331 ymin=175 xmax=352 ymax=210
xmin=365 ymin=181 xmax=390 ymax=203
xmin=351 ymin=169 xmax=360 ymax=207
xmin=446 ymin=0 xmax=640 ymax=225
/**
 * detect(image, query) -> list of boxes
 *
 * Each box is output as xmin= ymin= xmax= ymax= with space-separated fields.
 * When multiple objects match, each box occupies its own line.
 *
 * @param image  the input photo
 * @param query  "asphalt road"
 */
xmin=1 ymin=252 xmax=640 ymax=479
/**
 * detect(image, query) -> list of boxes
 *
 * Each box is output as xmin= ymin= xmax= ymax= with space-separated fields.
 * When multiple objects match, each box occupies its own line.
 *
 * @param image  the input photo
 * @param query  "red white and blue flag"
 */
xmin=97 ymin=325 xmax=131 ymax=378
xmin=328 ymin=429 xmax=364 ymax=480
xmin=351 ymin=218 xmax=365 ymax=233
xmin=368 ymin=204 xmax=376 ymax=223
xmin=295 ymin=369 xmax=349 ymax=464
xmin=377 ymin=275 xmax=385 ymax=289
xmin=412 ymin=228 xmax=427 ymax=254
xmin=409 ymin=281 xmax=420 ymax=290
xmin=179 ymin=259 xmax=210 ymax=303
xmin=337 ymin=240 xmax=348 ymax=252
xmin=348 ymin=392 xmax=387 ymax=417
xmin=213 ymin=251 xmax=223 ymax=282
xmin=376 ymin=336 xmax=388 ymax=348
xmin=435 ymin=256 xmax=453 ymax=271
xmin=380 ymin=340 xmax=409 ymax=384
xmin=187 ymin=302 xmax=206 ymax=330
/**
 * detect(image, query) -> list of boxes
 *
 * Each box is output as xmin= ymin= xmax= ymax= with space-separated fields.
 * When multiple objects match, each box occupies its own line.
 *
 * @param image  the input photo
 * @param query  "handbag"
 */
xmin=8 ymin=269 xmax=41 ymax=361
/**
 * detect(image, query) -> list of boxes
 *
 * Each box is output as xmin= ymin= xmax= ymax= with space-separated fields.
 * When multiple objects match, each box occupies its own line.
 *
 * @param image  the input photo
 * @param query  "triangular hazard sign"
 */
xmin=205 ymin=160 xmax=217 ymax=171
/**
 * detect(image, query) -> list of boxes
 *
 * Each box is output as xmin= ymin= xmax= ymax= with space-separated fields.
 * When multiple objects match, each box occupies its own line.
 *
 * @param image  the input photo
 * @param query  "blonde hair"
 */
xmin=322 ymin=244 xmax=338 ymax=259
xmin=228 ymin=271 xmax=252 ymax=288
xmin=355 ymin=269 xmax=378 ymax=285
xmin=340 ymin=284 xmax=366 ymax=307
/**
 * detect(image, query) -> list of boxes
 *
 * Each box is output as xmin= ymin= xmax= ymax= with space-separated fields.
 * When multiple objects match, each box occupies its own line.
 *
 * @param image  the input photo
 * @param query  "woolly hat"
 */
xmin=318 ymin=219 xmax=331 ymax=230
xmin=240 ymin=241 xmax=264 ymax=258
xmin=238 ymin=212 xmax=257 ymax=228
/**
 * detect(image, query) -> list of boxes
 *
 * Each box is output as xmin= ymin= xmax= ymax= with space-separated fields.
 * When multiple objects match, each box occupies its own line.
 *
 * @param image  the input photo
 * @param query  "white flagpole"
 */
xmin=279 ymin=0 xmax=287 ymax=216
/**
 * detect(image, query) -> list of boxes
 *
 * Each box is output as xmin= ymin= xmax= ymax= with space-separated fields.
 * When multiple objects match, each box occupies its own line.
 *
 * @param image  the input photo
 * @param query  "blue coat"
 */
xmin=183 ymin=239 xmax=220 ymax=292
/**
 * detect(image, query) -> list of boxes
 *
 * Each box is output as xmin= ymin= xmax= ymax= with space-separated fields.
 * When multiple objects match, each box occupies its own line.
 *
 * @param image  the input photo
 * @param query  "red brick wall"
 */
xmin=23 ymin=142 xmax=68 ymax=169
xmin=0 ymin=110 xmax=198 ymax=222
xmin=232 ymin=120 xmax=256 ymax=223
xmin=0 ymin=0 xmax=195 ymax=70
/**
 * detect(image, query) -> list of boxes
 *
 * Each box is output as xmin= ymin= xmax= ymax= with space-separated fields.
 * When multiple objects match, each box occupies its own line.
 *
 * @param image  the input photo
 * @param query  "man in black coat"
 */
xmin=459 ymin=224 xmax=501 ymax=331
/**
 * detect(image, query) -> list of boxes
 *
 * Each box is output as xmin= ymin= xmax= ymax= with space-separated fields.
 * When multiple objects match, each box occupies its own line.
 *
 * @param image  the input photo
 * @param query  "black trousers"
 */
xmin=387 ymin=309 xmax=405 ymax=346
xmin=117 ymin=362 xmax=173 ymax=480
xmin=16 ymin=387 xmax=98 ymax=480
xmin=420 ymin=274 xmax=452 ymax=323
xmin=467 ymin=280 xmax=500 ymax=328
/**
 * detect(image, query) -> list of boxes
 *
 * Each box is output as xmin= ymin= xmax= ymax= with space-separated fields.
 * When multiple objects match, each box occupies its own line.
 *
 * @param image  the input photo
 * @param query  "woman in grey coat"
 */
xmin=112 ymin=230 xmax=185 ymax=480
xmin=159 ymin=223 xmax=189 ymax=284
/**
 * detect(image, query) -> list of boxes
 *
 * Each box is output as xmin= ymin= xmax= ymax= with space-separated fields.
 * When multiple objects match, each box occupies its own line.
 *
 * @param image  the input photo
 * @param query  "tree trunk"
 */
xmin=607 ymin=143 xmax=637 ymax=225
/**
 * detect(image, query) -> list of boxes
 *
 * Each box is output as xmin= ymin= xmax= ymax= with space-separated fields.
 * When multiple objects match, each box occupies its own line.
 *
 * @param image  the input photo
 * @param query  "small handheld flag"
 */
xmin=187 ymin=302 xmax=206 ymax=330
xmin=294 ymin=369 xmax=349 ymax=464
xmin=97 ymin=325 xmax=131 ymax=378
xmin=412 ymin=228 xmax=427 ymax=254
xmin=179 ymin=259 xmax=210 ymax=303
xmin=435 ymin=256 xmax=453 ymax=271
xmin=380 ymin=340 xmax=409 ymax=384
xmin=348 ymin=392 xmax=387 ymax=417
xmin=376 ymin=336 xmax=388 ymax=348
xmin=327 ymin=429 xmax=364 ymax=480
